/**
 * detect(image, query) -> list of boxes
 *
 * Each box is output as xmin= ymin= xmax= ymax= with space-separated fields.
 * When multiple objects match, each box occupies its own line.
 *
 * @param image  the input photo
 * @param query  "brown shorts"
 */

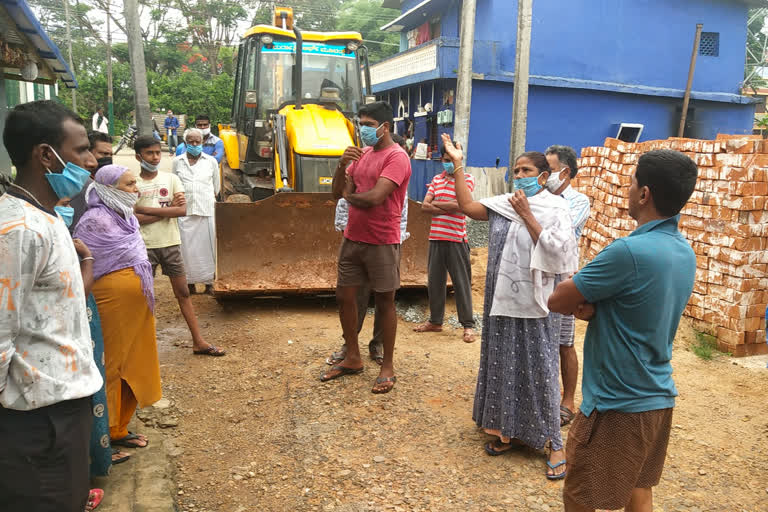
xmin=147 ymin=245 xmax=186 ymax=277
xmin=337 ymin=238 xmax=400 ymax=293
xmin=564 ymin=408 xmax=673 ymax=510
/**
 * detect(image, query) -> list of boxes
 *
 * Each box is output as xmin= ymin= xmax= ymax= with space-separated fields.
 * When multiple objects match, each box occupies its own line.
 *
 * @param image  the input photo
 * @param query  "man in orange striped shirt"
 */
xmin=414 ymin=144 xmax=476 ymax=343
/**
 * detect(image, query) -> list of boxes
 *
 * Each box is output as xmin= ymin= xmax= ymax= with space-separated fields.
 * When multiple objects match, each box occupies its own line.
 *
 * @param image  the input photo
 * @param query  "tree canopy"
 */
xmin=28 ymin=0 xmax=401 ymax=134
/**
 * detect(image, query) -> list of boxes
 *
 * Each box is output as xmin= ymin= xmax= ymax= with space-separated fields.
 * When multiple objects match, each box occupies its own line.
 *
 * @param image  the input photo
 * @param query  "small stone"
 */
xmin=288 ymin=340 xmax=294 ymax=345
xmin=248 ymin=471 xmax=256 ymax=478
xmin=337 ymin=470 xmax=352 ymax=477
xmin=178 ymin=490 xmax=185 ymax=496
xmin=698 ymin=469 xmax=707 ymax=476
xmin=233 ymin=475 xmax=244 ymax=481
xmin=362 ymin=464 xmax=371 ymax=469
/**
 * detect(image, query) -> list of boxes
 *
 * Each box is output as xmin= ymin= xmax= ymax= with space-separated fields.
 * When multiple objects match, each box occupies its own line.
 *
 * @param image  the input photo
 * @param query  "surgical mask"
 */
xmin=55 ymin=205 xmax=74 ymax=227
xmin=200 ymin=128 xmax=211 ymax=137
xmin=139 ymin=159 xmax=159 ymax=173
xmin=442 ymin=162 xmax=455 ymax=174
xmin=514 ymin=174 xmax=545 ymax=197
xmin=96 ymin=156 xmax=113 ymax=170
xmin=545 ymin=169 xmax=567 ymax=193
xmin=360 ymin=125 xmax=383 ymax=147
xmin=45 ymin=146 xmax=91 ymax=199
xmin=186 ymin=144 xmax=203 ymax=157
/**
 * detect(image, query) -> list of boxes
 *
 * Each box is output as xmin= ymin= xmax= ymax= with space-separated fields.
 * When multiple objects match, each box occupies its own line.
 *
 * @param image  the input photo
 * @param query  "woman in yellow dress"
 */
xmin=74 ymin=164 xmax=161 ymax=448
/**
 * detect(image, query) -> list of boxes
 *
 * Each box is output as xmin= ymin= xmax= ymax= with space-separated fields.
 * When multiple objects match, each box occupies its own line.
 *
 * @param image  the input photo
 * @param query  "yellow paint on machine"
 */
xmin=281 ymin=103 xmax=355 ymax=157
xmin=319 ymin=177 xmax=332 ymax=185
xmin=243 ymin=25 xmax=362 ymax=43
xmin=217 ymin=123 xmax=241 ymax=170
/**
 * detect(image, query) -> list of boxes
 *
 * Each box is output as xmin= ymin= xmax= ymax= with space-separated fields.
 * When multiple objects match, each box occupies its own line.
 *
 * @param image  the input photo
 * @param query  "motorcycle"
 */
xmin=114 ymin=124 xmax=137 ymax=155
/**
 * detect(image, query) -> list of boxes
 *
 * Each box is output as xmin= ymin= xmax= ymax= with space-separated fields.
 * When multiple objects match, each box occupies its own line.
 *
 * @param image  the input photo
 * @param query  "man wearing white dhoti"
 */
xmin=172 ymin=128 xmax=220 ymax=295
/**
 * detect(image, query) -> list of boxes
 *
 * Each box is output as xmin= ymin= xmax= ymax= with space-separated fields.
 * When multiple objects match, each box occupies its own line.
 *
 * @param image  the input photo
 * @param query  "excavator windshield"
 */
xmin=258 ymin=41 xmax=362 ymax=115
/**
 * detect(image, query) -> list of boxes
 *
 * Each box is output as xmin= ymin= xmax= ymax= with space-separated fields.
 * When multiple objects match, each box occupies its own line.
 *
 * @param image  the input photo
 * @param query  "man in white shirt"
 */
xmin=0 ymin=100 xmax=102 ymax=511
xmin=92 ymin=106 xmax=109 ymax=134
xmin=544 ymin=145 xmax=591 ymax=427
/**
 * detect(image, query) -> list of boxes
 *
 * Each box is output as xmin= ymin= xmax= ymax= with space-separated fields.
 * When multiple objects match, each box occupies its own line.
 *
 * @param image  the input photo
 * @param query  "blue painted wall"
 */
xmin=390 ymin=0 xmax=749 ymax=95
xmin=462 ymin=81 xmax=755 ymax=168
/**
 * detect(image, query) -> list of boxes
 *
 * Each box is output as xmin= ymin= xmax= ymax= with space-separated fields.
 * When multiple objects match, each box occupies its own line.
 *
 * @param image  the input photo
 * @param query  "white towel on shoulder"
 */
xmin=480 ymin=190 xmax=578 ymax=318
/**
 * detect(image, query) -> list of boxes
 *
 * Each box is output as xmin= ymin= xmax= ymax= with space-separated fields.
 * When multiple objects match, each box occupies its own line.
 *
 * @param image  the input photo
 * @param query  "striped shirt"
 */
xmin=561 ymin=185 xmax=590 ymax=238
xmin=426 ymin=172 xmax=475 ymax=242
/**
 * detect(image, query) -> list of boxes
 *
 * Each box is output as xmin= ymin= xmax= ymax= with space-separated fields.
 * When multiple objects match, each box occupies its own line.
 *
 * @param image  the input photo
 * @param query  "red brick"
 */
xmin=716 ymin=327 xmax=746 ymax=345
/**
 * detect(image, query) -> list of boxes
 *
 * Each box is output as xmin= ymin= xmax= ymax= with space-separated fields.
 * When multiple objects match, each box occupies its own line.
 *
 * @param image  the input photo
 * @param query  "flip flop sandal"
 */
xmin=560 ymin=405 xmax=575 ymax=426
xmin=413 ymin=322 xmax=443 ymax=333
xmin=193 ymin=345 xmax=226 ymax=357
xmin=86 ymin=489 xmax=104 ymax=511
xmin=546 ymin=459 xmax=567 ymax=480
xmin=325 ymin=349 xmax=346 ymax=366
xmin=111 ymin=448 xmax=131 ymax=464
xmin=371 ymin=376 xmax=396 ymax=394
xmin=320 ymin=365 xmax=364 ymax=382
xmin=484 ymin=440 xmax=518 ymax=456
xmin=112 ymin=432 xmax=149 ymax=449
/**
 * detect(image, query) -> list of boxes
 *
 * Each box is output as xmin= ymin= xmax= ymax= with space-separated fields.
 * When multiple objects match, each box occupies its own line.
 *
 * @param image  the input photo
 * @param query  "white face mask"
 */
xmin=545 ymin=168 xmax=568 ymax=193
xmin=200 ymin=128 xmax=211 ymax=137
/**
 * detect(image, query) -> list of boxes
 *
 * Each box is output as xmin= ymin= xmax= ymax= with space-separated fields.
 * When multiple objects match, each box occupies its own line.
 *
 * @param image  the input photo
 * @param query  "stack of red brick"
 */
xmin=573 ymin=135 xmax=768 ymax=356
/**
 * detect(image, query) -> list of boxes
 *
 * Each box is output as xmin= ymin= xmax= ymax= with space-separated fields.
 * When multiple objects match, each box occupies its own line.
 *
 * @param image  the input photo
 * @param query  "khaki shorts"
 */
xmin=337 ymin=238 xmax=400 ymax=293
xmin=564 ymin=408 xmax=673 ymax=510
xmin=147 ymin=245 xmax=186 ymax=278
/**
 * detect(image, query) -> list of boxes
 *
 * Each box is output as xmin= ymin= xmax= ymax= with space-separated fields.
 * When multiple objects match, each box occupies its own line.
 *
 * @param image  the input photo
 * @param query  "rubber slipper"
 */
xmin=560 ymin=404 xmax=575 ymax=427
xmin=112 ymin=432 xmax=148 ymax=448
xmin=413 ymin=322 xmax=442 ymax=333
xmin=111 ymin=448 xmax=131 ymax=464
xmin=193 ymin=345 xmax=226 ymax=356
xmin=320 ymin=365 xmax=364 ymax=382
xmin=546 ymin=459 xmax=567 ymax=480
xmin=371 ymin=375 xmax=396 ymax=394
xmin=86 ymin=489 xmax=104 ymax=511
xmin=325 ymin=349 xmax=346 ymax=366
xmin=484 ymin=440 xmax=519 ymax=456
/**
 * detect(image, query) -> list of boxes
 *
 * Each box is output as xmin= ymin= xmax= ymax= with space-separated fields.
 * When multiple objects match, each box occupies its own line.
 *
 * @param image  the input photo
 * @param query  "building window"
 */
xmin=699 ymin=32 xmax=719 ymax=57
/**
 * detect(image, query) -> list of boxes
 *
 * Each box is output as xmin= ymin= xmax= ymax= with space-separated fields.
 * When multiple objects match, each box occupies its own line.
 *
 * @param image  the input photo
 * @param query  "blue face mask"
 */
xmin=139 ymin=159 xmax=159 ymax=173
xmin=45 ymin=146 xmax=91 ymax=199
xmin=186 ymin=144 xmax=203 ymax=157
xmin=442 ymin=162 xmax=455 ymax=174
xmin=359 ymin=124 xmax=383 ymax=147
xmin=513 ymin=174 xmax=544 ymax=197
xmin=55 ymin=205 xmax=75 ymax=227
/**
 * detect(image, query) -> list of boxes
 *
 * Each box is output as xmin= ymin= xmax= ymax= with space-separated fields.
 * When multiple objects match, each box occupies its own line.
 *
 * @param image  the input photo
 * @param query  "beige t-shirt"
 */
xmin=136 ymin=171 xmax=185 ymax=249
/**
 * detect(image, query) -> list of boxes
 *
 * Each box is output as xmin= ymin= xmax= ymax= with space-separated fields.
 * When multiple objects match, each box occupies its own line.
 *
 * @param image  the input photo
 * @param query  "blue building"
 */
xmin=373 ymin=0 xmax=760 ymax=199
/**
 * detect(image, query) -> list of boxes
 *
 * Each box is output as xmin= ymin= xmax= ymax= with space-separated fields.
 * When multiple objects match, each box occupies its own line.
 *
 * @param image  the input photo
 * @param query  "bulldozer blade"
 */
xmin=214 ymin=194 xmax=431 ymax=297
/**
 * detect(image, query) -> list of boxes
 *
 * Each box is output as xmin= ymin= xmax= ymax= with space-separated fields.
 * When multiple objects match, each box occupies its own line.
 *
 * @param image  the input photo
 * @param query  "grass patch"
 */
xmin=691 ymin=332 xmax=720 ymax=360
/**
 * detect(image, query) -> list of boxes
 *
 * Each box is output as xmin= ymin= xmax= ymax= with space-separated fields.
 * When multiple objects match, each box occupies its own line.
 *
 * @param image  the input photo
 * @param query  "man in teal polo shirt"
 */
xmin=548 ymin=149 xmax=697 ymax=512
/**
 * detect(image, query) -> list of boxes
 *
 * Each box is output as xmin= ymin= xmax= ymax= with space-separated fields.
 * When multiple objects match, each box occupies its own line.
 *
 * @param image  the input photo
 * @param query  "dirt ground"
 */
xmin=143 ymin=247 xmax=768 ymax=512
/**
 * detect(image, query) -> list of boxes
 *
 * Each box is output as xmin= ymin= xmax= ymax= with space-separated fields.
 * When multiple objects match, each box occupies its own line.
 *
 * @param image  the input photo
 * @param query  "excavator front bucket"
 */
xmin=214 ymin=193 xmax=431 ymax=297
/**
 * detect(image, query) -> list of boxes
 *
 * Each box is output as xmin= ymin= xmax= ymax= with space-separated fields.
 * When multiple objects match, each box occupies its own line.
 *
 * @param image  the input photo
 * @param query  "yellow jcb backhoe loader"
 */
xmin=215 ymin=7 xmax=430 ymax=297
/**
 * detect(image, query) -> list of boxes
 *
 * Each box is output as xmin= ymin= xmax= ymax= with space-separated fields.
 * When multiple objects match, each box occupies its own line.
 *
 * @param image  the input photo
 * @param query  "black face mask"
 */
xmin=96 ymin=156 xmax=113 ymax=170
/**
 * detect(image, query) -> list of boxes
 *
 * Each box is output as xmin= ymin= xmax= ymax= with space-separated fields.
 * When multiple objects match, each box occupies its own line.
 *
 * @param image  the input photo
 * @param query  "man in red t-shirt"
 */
xmin=323 ymin=101 xmax=411 ymax=394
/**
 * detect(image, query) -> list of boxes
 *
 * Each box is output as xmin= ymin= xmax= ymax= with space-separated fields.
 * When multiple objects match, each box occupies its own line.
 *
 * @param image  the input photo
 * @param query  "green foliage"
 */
xmin=690 ymin=332 xmax=721 ymax=361
xmin=336 ymin=0 xmax=400 ymax=63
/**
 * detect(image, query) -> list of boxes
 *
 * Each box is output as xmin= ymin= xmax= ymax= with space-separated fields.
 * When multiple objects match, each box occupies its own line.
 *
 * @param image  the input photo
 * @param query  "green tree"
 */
xmin=335 ymin=0 xmax=399 ymax=63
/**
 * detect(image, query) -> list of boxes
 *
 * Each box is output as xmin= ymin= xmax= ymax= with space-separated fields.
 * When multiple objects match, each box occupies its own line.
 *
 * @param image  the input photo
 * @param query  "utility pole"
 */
xmin=678 ymin=24 xmax=703 ymax=138
xmin=124 ymin=0 xmax=152 ymax=135
xmin=453 ymin=0 xmax=477 ymax=155
xmin=508 ymin=0 xmax=532 ymax=192
xmin=62 ymin=0 xmax=77 ymax=112
xmin=106 ymin=2 xmax=114 ymax=136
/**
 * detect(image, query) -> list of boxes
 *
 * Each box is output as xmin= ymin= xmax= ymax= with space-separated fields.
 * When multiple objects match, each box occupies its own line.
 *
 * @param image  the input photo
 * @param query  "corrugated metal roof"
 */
xmin=0 ymin=0 xmax=77 ymax=88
